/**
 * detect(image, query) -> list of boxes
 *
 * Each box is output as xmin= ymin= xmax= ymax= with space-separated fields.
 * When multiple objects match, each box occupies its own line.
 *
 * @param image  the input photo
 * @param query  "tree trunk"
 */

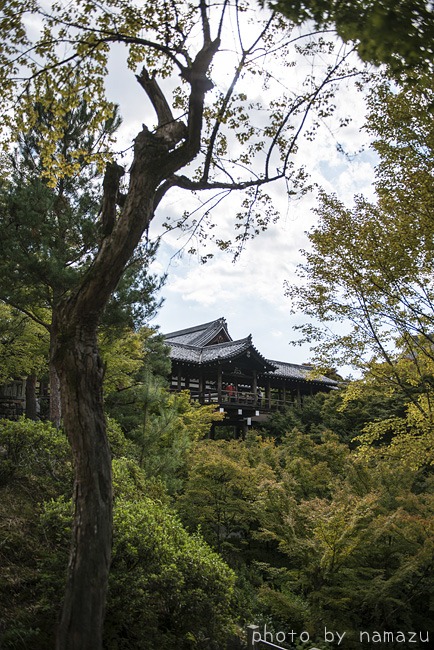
xmin=54 ymin=319 xmax=112 ymax=650
xmin=25 ymin=374 xmax=37 ymax=420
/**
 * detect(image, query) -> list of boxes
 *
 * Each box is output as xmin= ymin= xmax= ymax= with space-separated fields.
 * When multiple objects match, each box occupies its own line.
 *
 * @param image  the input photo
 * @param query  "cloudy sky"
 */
xmin=150 ymin=138 xmax=376 ymax=370
xmin=104 ymin=9 xmax=378 ymax=373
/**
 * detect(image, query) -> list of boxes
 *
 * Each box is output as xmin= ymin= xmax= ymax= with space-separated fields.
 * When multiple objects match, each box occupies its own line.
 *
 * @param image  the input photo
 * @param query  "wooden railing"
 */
xmin=180 ymin=389 xmax=289 ymax=411
xmin=0 ymin=397 xmax=24 ymax=419
xmin=203 ymin=390 xmax=262 ymax=406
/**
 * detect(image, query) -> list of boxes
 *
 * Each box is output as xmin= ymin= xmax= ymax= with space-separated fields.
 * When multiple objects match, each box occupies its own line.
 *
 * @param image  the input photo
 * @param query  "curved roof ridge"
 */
xmin=164 ymin=317 xmax=232 ymax=346
xmin=204 ymin=335 xmax=251 ymax=349
xmin=164 ymin=318 xmax=335 ymax=385
xmin=265 ymin=359 xmax=337 ymax=384
xmin=169 ymin=341 xmax=205 ymax=350
xmin=164 ymin=317 xmax=226 ymax=338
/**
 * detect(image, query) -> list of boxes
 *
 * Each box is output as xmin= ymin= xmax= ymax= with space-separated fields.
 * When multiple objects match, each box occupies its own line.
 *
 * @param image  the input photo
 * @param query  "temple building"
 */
xmin=164 ymin=317 xmax=337 ymax=435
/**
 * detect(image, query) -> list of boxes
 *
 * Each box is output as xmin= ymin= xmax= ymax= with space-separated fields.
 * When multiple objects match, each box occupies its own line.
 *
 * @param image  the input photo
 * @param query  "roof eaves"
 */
xmin=264 ymin=359 xmax=338 ymax=384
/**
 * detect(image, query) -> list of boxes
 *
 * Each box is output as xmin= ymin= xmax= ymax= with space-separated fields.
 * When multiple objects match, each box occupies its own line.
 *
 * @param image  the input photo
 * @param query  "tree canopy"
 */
xmin=288 ymin=74 xmax=434 ymax=370
xmin=0 ymin=419 xmax=236 ymax=650
xmin=0 ymin=0 xmax=361 ymax=245
xmin=0 ymin=303 xmax=48 ymax=385
xmin=270 ymin=0 xmax=434 ymax=75
xmin=287 ymin=74 xmax=434 ymax=466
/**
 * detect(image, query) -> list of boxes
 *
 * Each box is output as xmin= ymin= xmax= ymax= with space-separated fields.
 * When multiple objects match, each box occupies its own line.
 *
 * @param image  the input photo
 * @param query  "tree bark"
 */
xmin=53 ymin=317 xmax=112 ymax=650
xmin=51 ymin=132 xmax=159 ymax=648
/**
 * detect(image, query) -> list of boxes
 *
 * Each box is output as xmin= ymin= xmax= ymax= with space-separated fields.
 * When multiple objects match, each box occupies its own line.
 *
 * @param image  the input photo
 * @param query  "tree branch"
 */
xmin=171 ymin=171 xmax=284 ymax=192
xmin=136 ymin=67 xmax=187 ymax=146
xmin=135 ymin=67 xmax=175 ymax=129
xmin=2 ymin=300 xmax=51 ymax=332
xmin=202 ymin=14 xmax=275 ymax=182
xmin=199 ymin=0 xmax=211 ymax=44
xmin=100 ymin=162 xmax=125 ymax=237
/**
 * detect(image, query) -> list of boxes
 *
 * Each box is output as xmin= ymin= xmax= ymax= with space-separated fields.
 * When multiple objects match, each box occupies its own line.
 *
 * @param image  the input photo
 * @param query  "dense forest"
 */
xmin=0 ymin=0 xmax=433 ymax=649
xmin=1 ymin=348 xmax=433 ymax=648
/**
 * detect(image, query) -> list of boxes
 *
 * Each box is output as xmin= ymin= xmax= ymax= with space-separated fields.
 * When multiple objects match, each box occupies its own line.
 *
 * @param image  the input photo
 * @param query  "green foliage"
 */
xmin=0 ymin=419 xmax=72 ymax=648
xmin=1 ymin=406 xmax=433 ymax=648
xmin=0 ymin=0 xmax=363 ymax=256
xmin=0 ymin=418 xmax=237 ymax=650
xmin=270 ymin=0 xmax=434 ymax=76
xmin=101 ymin=246 xmax=165 ymax=332
xmin=178 ymin=425 xmax=433 ymax=644
xmin=135 ymin=390 xmax=225 ymax=494
xmin=111 ymin=456 xmax=169 ymax=503
xmin=39 ymin=490 xmax=236 ymax=650
xmin=288 ymin=74 xmax=434 ymax=466
xmin=289 ymin=76 xmax=434 ymax=366
xmin=177 ymin=436 xmax=277 ymax=556
xmin=104 ymin=331 xmax=224 ymax=492
xmin=100 ymin=328 xmax=155 ymax=397
xmin=103 ymin=329 xmax=171 ymax=420
xmin=264 ymin=385 xmax=409 ymax=444
xmin=0 ymin=417 xmax=72 ymax=491
xmin=107 ymin=498 xmax=235 ymax=649
xmin=0 ymin=102 xmax=111 ymax=318
xmin=253 ymin=430 xmax=434 ymax=645
xmin=0 ymin=101 xmax=161 ymax=332
xmin=0 ymin=303 xmax=48 ymax=383
xmin=105 ymin=417 xmax=139 ymax=460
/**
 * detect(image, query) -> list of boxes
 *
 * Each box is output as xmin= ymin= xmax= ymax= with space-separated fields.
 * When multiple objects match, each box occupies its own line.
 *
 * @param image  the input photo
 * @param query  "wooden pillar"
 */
xmin=25 ymin=374 xmax=37 ymax=420
xmin=296 ymin=385 xmax=301 ymax=407
xmin=252 ymin=370 xmax=257 ymax=402
xmin=199 ymin=372 xmax=204 ymax=404
xmin=217 ymin=365 xmax=222 ymax=402
xmin=266 ymin=379 xmax=271 ymax=409
xmin=177 ymin=367 xmax=182 ymax=390
xmin=247 ymin=625 xmax=260 ymax=649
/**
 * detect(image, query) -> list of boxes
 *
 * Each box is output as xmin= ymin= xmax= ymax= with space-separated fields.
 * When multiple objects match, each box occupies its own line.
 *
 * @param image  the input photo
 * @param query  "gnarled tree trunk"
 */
xmin=53 ymin=316 xmax=112 ymax=650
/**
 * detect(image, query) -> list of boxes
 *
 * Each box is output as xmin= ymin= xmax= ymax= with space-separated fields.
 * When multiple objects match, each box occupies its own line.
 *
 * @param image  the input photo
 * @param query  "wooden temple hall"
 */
xmin=164 ymin=318 xmax=337 ymax=435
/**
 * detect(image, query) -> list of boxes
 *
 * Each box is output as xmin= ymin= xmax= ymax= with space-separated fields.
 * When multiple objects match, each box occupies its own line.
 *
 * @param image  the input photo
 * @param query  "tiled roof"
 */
xmin=164 ymin=317 xmax=231 ymax=346
xmin=164 ymin=318 xmax=337 ymax=387
xmin=168 ymin=336 xmax=275 ymax=369
xmin=168 ymin=342 xmax=202 ymax=363
xmin=201 ymin=338 xmax=252 ymax=362
xmin=265 ymin=360 xmax=337 ymax=385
